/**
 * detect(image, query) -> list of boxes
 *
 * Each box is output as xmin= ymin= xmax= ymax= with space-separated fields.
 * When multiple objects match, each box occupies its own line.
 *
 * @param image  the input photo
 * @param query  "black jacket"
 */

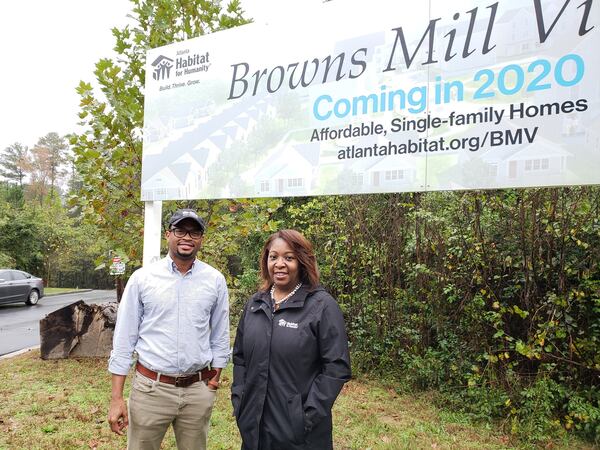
xmin=231 ymin=285 xmax=351 ymax=450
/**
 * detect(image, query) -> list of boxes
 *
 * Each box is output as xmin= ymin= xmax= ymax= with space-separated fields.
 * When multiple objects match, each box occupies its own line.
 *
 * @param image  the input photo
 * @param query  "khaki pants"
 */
xmin=127 ymin=371 xmax=217 ymax=450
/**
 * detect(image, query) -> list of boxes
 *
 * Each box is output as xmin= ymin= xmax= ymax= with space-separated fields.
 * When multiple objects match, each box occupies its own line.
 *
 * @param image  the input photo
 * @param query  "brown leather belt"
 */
xmin=136 ymin=362 xmax=217 ymax=388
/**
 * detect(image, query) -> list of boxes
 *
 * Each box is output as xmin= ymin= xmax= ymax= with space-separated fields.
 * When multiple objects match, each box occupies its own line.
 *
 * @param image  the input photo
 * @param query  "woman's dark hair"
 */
xmin=259 ymin=229 xmax=320 ymax=291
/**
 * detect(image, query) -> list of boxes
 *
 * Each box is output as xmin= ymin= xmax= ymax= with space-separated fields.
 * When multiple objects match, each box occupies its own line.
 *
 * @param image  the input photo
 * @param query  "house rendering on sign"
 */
xmin=141 ymin=96 xmax=274 ymax=200
xmin=254 ymin=142 xmax=320 ymax=196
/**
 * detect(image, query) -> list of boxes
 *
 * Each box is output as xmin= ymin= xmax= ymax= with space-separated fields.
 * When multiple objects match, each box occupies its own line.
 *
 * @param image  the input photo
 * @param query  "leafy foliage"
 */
xmin=0 ymin=142 xmax=30 ymax=187
xmin=31 ymin=132 xmax=69 ymax=199
xmin=0 ymin=185 xmax=109 ymax=287
xmin=70 ymin=0 xmax=261 ymax=271
xmin=279 ymin=189 xmax=600 ymax=443
xmin=0 ymin=199 xmax=44 ymax=273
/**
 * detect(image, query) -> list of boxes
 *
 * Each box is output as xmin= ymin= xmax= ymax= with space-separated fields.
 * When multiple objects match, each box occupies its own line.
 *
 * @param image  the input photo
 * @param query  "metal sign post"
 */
xmin=109 ymin=256 xmax=126 ymax=302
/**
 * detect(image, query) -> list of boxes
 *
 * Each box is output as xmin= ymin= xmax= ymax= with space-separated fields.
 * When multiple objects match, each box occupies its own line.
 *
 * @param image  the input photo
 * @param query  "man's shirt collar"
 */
xmin=165 ymin=254 xmax=197 ymax=275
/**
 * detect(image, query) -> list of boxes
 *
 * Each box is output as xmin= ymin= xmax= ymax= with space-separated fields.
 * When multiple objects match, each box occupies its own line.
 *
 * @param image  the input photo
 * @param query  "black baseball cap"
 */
xmin=168 ymin=209 xmax=206 ymax=233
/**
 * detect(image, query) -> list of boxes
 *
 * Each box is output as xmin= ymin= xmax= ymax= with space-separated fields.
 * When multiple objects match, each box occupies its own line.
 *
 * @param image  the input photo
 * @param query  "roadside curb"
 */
xmin=44 ymin=289 xmax=94 ymax=297
xmin=0 ymin=345 xmax=40 ymax=360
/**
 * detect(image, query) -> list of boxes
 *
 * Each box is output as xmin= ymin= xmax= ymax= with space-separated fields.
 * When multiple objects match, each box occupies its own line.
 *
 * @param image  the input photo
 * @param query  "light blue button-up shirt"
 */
xmin=108 ymin=255 xmax=230 ymax=376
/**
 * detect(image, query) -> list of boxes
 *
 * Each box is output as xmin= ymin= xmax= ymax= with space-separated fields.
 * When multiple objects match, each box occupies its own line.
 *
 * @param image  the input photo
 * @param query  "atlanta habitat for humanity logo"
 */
xmin=151 ymin=51 xmax=211 ymax=83
xmin=278 ymin=318 xmax=298 ymax=329
xmin=152 ymin=55 xmax=174 ymax=80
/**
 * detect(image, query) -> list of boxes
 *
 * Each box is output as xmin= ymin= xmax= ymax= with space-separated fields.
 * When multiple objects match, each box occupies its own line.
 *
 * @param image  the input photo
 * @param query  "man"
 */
xmin=108 ymin=209 xmax=229 ymax=450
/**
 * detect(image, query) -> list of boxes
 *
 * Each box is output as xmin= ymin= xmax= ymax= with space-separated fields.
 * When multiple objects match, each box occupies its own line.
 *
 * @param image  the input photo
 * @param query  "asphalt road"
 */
xmin=0 ymin=290 xmax=116 ymax=356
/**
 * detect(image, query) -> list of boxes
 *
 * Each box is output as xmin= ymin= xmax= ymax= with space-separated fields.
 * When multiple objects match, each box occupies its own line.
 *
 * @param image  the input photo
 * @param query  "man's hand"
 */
xmin=108 ymin=397 xmax=128 ymax=435
xmin=207 ymin=368 xmax=222 ymax=391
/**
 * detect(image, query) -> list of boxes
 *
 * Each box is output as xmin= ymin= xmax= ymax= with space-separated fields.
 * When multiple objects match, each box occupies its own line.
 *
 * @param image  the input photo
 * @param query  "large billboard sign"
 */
xmin=141 ymin=0 xmax=599 ymax=201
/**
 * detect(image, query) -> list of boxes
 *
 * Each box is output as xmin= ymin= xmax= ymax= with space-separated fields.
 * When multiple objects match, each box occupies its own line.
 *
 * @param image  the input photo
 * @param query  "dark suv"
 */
xmin=0 ymin=269 xmax=44 ymax=306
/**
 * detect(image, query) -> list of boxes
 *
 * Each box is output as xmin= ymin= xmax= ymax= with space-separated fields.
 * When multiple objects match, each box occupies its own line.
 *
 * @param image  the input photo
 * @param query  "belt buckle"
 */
xmin=174 ymin=376 xmax=187 ymax=387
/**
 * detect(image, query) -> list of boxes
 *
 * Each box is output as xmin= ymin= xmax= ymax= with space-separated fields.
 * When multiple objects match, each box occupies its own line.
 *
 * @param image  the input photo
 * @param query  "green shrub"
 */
xmin=278 ymin=188 xmax=600 ymax=444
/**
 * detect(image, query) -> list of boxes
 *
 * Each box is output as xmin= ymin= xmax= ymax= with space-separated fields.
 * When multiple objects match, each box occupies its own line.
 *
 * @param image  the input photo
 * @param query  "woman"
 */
xmin=231 ymin=229 xmax=351 ymax=450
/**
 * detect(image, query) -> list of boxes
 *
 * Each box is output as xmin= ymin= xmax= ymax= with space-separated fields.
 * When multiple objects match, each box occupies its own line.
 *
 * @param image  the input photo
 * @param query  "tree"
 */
xmin=0 ymin=142 xmax=30 ymax=187
xmin=0 ymin=202 xmax=44 ymax=274
xmin=0 ymin=199 xmax=16 ymax=267
xmin=28 ymin=145 xmax=51 ymax=204
xmin=0 ymin=181 xmax=25 ymax=208
xmin=30 ymin=132 xmax=68 ymax=201
xmin=70 ymin=0 xmax=279 ymax=271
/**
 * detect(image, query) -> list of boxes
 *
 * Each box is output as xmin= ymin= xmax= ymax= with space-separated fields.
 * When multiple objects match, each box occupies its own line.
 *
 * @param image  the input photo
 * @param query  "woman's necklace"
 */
xmin=270 ymin=282 xmax=302 ymax=311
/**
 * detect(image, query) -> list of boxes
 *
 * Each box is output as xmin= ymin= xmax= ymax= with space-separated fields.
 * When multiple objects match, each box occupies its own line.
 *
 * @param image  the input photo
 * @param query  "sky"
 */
xmin=0 ymin=0 xmax=322 ymax=153
xmin=0 ymin=1 xmax=132 ymax=151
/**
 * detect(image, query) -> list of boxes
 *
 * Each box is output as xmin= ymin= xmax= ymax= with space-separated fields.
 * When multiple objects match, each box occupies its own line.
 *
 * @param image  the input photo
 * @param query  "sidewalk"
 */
xmin=0 ymin=345 xmax=40 ymax=360
xmin=44 ymin=288 xmax=93 ymax=297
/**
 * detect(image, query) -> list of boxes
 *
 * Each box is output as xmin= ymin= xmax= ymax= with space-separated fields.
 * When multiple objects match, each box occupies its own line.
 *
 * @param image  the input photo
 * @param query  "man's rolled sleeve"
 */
xmin=108 ymin=272 xmax=142 ymax=375
xmin=209 ymin=274 xmax=230 ymax=368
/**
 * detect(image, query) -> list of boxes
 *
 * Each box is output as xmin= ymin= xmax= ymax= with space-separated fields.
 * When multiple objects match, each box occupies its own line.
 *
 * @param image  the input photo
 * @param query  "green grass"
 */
xmin=44 ymin=287 xmax=84 ymax=295
xmin=0 ymin=351 xmax=593 ymax=450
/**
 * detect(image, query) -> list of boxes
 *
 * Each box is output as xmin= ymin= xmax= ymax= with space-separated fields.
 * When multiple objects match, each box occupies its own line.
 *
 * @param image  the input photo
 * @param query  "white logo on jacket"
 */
xmin=278 ymin=318 xmax=298 ymax=329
